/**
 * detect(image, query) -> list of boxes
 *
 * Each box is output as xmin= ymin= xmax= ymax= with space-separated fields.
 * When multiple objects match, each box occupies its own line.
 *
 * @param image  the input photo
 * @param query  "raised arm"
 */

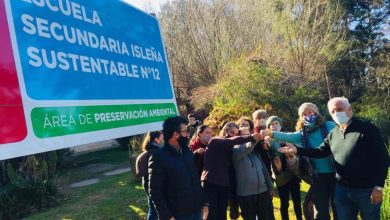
xmin=278 ymin=138 xmax=332 ymax=158
xmin=232 ymin=142 xmax=257 ymax=161
xmin=272 ymin=131 xmax=302 ymax=145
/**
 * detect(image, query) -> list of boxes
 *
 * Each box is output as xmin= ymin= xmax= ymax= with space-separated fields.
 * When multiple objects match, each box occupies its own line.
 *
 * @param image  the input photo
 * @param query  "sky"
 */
xmin=123 ymin=0 xmax=169 ymax=13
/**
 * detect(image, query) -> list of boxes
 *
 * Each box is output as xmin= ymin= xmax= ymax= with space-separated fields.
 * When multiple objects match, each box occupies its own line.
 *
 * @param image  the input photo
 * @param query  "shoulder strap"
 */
xmin=301 ymin=126 xmax=310 ymax=148
xmin=320 ymin=123 xmax=328 ymax=139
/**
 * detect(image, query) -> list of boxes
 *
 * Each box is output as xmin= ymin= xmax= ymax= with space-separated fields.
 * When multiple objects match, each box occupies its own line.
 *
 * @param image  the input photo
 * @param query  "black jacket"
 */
xmin=148 ymin=143 xmax=207 ymax=220
xmin=141 ymin=142 xmax=160 ymax=192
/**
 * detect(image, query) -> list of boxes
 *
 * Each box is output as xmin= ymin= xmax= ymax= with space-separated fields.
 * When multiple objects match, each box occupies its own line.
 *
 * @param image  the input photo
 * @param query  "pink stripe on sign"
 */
xmin=0 ymin=0 xmax=27 ymax=144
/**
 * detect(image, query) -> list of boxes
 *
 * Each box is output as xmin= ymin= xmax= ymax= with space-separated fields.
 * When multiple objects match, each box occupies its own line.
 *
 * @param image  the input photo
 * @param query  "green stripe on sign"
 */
xmin=31 ymin=103 xmax=177 ymax=138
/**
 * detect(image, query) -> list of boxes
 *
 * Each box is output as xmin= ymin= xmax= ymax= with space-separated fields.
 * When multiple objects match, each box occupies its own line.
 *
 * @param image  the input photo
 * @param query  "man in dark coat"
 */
xmin=149 ymin=116 xmax=209 ymax=220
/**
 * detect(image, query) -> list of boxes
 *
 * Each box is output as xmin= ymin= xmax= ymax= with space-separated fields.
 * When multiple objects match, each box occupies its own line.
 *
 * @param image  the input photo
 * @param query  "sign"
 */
xmin=0 ymin=0 xmax=178 ymax=160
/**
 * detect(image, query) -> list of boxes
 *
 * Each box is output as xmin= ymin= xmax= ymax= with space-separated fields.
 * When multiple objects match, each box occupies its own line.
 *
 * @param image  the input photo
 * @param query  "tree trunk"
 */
xmin=324 ymin=66 xmax=332 ymax=99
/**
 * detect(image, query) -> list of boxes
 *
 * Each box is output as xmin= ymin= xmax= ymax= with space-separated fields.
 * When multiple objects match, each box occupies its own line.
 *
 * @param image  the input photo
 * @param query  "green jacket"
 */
xmin=268 ymin=140 xmax=294 ymax=187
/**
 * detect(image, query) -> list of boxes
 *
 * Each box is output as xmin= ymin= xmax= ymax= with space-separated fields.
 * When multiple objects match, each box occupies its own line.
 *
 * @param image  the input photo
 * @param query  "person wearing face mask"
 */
xmin=136 ymin=131 xmax=164 ymax=220
xmin=278 ymin=97 xmax=390 ymax=220
xmin=232 ymin=126 xmax=275 ymax=220
xmin=201 ymin=122 xmax=264 ymax=220
xmin=261 ymin=103 xmax=337 ymax=220
xmin=190 ymin=125 xmax=213 ymax=178
xmin=149 ymin=116 xmax=209 ymax=220
xmin=263 ymin=116 xmax=302 ymax=220
xmin=252 ymin=110 xmax=273 ymax=182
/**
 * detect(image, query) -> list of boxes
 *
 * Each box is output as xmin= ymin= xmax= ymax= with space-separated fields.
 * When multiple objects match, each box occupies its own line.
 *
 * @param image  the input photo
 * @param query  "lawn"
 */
xmin=27 ymin=172 xmax=147 ymax=220
xmin=56 ymin=147 xmax=131 ymax=187
xmin=27 ymin=170 xmax=311 ymax=220
xmin=25 ymin=147 xmax=390 ymax=220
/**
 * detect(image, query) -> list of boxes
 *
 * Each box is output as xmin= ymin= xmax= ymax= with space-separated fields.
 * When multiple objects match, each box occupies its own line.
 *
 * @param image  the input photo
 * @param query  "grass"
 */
xmin=26 ymin=170 xmax=311 ymax=220
xmin=25 ymin=147 xmax=390 ymax=220
xmin=227 ymin=182 xmax=311 ymax=220
xmin=27 ymin=172 xmax=147 ymax=220
xmin=26 ymin=174 xmax=390 ymax=220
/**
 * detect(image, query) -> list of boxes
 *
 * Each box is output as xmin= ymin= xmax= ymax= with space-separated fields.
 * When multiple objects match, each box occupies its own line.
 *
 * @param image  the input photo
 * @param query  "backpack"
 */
xmin=135 ymin=151 xmax=152 ymax=178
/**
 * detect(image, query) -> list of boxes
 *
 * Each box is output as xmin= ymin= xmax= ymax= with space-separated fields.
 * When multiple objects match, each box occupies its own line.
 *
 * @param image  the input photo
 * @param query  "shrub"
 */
xmin=202 ymin=56 xmax=325 ymax=132
xmin=381 ymin=165 xmax=390 ymax=219
xmin=0 ymin=151 xmax=65 ymax=219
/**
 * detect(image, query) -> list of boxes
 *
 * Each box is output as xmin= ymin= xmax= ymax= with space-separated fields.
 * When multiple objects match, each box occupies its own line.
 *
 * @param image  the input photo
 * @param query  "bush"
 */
xmin=355 ymin=98 xmax=390 ymax=141
xmin=0 ymin=151 xmax=66 ymax=219
xmin=381 ymin=165 xmax=390 ymax=219
xmin=202 ymin=56 xmax=325 ymax=132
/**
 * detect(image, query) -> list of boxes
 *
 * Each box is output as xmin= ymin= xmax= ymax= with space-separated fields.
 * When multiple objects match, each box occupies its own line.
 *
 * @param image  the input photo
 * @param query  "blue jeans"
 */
xmin=147 ymin=195 xmax=158 ymax=220
xmin=175 ymin=210 xmax=202 ymax=220
xmin=334 ymin=184 xmax=381 ymax=220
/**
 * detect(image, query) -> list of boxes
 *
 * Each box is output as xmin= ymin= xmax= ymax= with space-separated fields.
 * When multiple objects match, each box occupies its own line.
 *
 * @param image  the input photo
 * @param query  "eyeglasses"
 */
xmin=179 ymin=129 xmax=188 ymax=134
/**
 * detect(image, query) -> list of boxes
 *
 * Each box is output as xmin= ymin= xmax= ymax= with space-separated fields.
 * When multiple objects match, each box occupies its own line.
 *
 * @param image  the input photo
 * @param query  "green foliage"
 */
xmin=381 ymin=166 xmax=390 ymax=219
xmin=355 ymin=95 xmax=390 ymax=140
xmin=204 ymin=57 xmax=325 ymax=131
xmin=0 ymin=150 xmax=71 ymax=219
xmin=0 ymin=154 xmax=60 ymax=219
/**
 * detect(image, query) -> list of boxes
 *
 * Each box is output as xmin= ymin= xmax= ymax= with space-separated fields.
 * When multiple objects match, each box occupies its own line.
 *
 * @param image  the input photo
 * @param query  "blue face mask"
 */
xmin=303 ymin=115 xmax=317 ymax=127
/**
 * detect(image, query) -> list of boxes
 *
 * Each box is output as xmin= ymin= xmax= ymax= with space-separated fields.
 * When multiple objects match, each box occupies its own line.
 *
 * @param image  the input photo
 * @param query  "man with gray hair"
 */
xmin=278 ymin=97 xmax=390 ymax=220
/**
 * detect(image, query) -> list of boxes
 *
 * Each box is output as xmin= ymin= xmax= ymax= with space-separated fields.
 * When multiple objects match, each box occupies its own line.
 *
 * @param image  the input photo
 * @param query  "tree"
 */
xmin=260 ymin=0 xmax=350 ymax=99
xmin=330 ymin=0 xmax=390 ymax=100
xmin=159 ymin=0 xmax=271 ymax=88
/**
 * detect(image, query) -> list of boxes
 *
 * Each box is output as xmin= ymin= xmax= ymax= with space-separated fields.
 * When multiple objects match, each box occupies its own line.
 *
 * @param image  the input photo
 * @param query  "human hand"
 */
xmin=273 ymin=157 xmax=282 ymax=172
xmin=202 ymin=206 xmax=209 ymax=220
xmin=278 ymin=143 xmax=297 ymax=154
xmin=262 ymin=142 xmax=270 ymax=151
xmin=253 ymin=132 xmax=263 ymax=141
xmin=260 ymin=129 xmax=273 ymax=137
xmin=371 ymin=187 xmax=384 ymax=205
xmin=196 ymin=148 xmax=206 ymax=154
xmin=264 ymin=136 xmax=272 ymax=142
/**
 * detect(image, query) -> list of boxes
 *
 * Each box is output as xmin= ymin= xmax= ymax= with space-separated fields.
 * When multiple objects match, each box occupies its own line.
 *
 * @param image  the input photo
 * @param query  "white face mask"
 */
xmin=286 ymin=156 xmax=297 ymax=167
xmin=332 ymin=112 xmax=350 ymax=125
xmin=258 ymin=119 xmax=266 ymax=127
xmin=202 ymin=135 xmax=212 ymax=144
xmin=270 ymin=125 xmax=281 ymax=132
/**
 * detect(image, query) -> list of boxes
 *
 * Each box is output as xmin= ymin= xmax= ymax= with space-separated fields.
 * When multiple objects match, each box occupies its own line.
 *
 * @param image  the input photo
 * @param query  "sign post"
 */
xmin=0 ymin=0 xmax=178 ymax=160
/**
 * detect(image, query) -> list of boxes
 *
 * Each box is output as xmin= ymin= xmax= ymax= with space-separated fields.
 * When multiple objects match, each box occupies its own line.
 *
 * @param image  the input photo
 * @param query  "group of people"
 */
xmin=136 ymin=97 xmax=389 ymax=220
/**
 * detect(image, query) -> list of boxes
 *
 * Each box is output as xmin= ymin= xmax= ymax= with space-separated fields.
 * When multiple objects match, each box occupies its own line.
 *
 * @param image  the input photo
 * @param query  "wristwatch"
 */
xmin=375 ymin=186 xmax=384 ymax=191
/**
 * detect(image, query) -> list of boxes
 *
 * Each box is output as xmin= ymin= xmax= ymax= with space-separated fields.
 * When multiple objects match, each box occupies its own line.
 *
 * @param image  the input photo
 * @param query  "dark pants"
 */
xmin=175 ymin=210 xmax=202 ymax=220
xmin=277 ymin=177 xmax=303 ymax=220
xmin=203 ymin=181 xmax=229 ymax=220
xmin=147 ymin=195 xmax=158 ymax=220
xmin=229 ymin=193 xmax=240 ymax=219
xmin=334 ymin=184 xmax=381 ymax=220
xmin=238 ymin=191 xmax=275 ymax=220
xmin=311 ymin=173 xmax=337 ymax=220
xmin=229 ymin=178 xmax=240 ymax=219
